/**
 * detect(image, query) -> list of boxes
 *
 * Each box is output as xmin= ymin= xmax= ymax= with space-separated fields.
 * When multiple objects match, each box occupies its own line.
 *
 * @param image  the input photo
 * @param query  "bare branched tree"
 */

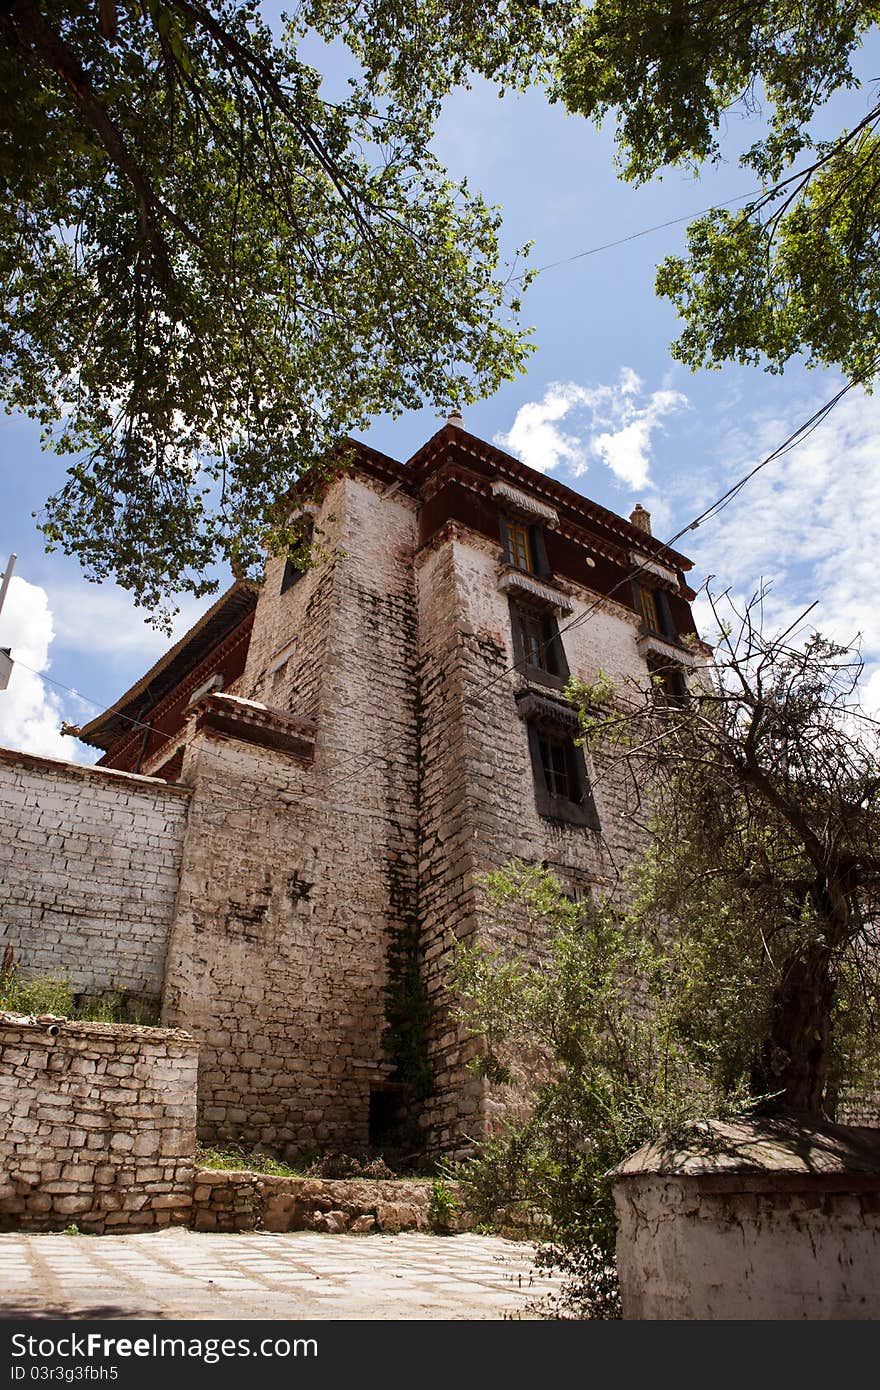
xmin=570 ymin=587 xmax=880 ymax=1122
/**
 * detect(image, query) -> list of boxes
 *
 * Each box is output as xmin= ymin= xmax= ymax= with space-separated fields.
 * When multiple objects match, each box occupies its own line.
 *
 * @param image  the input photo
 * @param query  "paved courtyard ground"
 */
xmin=0 ymin=1230 xmax=559 ymax=1320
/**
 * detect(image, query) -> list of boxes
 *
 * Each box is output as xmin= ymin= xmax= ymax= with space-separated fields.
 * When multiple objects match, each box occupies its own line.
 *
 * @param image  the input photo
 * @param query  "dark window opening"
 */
xmin=538 ymin=731 xmax=573 ymax=799
xmin=523 ymin=716 xmax=600 ymax=830
xmin=280 ymin=518 xmax=315 ymax=594
xmin=648 ymin=656 xmax=688 ymax=705
xmin=510 ymin=601 xmax=568 ymax=683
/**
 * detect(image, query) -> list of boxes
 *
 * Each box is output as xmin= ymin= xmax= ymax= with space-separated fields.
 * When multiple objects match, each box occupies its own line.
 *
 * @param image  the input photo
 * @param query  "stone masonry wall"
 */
xmin=0 ymin=1013 xmax=197 ymax=1232
xmin=415 ymin=522 xmax=665 ymax=1149
xmin=0 ymin=749 xmax=191 ymax=1010
xmin=192 ymin=1171 xmax=465 ymax=1233
xmin=161 ymin=474 xmax=422 ymax=1153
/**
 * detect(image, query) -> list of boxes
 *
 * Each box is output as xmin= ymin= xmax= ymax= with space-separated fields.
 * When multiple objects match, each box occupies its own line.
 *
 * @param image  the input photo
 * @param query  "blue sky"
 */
xmin=2 ymin=19 xmax=880 ymax=760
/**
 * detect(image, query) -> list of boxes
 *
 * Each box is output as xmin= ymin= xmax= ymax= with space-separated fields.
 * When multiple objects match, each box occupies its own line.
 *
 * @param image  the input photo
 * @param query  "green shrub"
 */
xmin=427 ymin=1177 xmax=458 ymax=1233
xmin=0 ymin=961 xmax=157 ymax=1025
xmin=0 ymin=967 xmax=73 ymax=1017
xmin=195 ymin=1145 xmax=303 ymax=1177
xmin=449 ymin=862 xmax=754 ymax=1318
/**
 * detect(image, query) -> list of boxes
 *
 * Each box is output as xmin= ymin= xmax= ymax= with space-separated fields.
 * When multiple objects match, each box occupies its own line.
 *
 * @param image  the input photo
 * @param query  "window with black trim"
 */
xmin=500 ymin=516 xmax=551 ymax=579
xmin=509 ymin=600 xmax=569 ymax=684
xmin=517 ymin=693 xmax=600 ymax=829
xmin=637 ymin=583 xmax=675 ymax=639
xmin=280 ymin=517 xmax=315 ymax=594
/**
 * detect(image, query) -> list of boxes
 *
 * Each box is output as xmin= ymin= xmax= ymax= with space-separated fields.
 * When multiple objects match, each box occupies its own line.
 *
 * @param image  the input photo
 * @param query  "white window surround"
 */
xmin=497 ymin=569 xmax=574 ymax=615
xmin=490 ymin=480 xmax=559 ymax=525
xmin=630 ymin=552 xmax=678 ymax=586
xmin=637 ymin=632 xmax=703 ymax=669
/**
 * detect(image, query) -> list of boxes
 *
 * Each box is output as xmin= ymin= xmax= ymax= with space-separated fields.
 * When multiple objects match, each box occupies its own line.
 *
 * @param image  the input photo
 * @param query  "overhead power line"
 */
xmin=9 ymin=355 xmax=880 ymax=763
xmin=516 ymin=188 xmax=762 ymax=281
xmin=471 ymin=355 xmax=880 ymax=700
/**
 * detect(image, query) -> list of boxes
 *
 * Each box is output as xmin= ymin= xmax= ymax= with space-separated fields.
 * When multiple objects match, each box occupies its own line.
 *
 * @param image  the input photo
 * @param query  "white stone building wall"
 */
xmin=0 ymin=749 xmax=191 ymax=1008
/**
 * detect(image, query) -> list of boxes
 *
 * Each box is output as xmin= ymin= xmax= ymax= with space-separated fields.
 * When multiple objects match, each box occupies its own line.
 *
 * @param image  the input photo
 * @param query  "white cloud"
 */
xmin=46 ymin=583 xmax=205 ymax=662
xmin=688 ymin=385 xmax=880 ymax=712
xmin=0 ymin=576 xmax=92 ymax=761
xmin=495 ymin=370 xmax=688 ymax=489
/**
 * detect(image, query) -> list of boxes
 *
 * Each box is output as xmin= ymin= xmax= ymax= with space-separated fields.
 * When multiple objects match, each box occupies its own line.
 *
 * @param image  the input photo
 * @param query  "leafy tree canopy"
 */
xmin=334 ymin=1 xmax=880 ymax=383
xmin=0 ymin=0 xmax=532 ymax=621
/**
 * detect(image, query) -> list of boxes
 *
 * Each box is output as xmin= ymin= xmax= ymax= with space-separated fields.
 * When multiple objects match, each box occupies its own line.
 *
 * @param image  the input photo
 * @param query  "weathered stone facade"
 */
xmin=0 ymin=749 xmax=191 ymax=1013
xmin=0 ymin=420 xmax=707 ymax=1154
xmin=0 ymin=1013 xmax=197 ymax=1232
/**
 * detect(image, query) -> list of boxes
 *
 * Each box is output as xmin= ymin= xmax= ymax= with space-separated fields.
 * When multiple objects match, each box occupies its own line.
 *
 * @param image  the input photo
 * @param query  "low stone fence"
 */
xmin=0 ymin=1012 xmax=198 ymax=1233
xmin=613 ymin=1119 xmax=880 ymax=1320
xmin=192 ymin=1171 xmax=466 ymax=1234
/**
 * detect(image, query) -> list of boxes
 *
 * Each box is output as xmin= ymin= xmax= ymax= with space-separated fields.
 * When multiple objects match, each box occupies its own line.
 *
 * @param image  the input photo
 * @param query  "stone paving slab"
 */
xmin=0 ymin=1230 xmax=559 ymax=1321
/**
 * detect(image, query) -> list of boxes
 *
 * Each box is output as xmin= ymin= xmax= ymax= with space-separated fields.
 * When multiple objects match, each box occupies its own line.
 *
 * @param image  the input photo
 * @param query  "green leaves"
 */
xmin=328 ymin=0 xmax=880 ymax=388
xmin=546 ymin=0 xmax=880 ymax=380
xmin=449 ymin=861 xmax=750 ymax=1308
xmin=0 ymin=0 xmax=532 ymax=623
xmin=657 ymin=132 xmax=880 ymax=378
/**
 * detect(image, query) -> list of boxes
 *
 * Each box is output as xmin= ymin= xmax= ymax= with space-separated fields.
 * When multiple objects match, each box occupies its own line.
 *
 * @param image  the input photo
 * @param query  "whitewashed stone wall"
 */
xmin=0 ymin=1012 xmax=197 ymax=1232
xmin=0 ymin=749 xmax=191 ymax=1009
xmin=614 ymin=1173 xmax=880 ymax=1319
xmin=161 ymin=474 xmax=422 ymax=1153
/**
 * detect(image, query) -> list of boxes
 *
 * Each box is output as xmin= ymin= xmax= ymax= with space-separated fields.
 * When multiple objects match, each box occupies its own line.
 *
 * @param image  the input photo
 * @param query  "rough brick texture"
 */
xmin=161 ymin=475 xmax=421 ymax=1153
xmin=415 ymin=525 xmax=654 ymax=1147
xmin=0 ymin=1012 xmax=197 ymax=1232
xmin=0 ymin=749 xmax=190 ymax=1011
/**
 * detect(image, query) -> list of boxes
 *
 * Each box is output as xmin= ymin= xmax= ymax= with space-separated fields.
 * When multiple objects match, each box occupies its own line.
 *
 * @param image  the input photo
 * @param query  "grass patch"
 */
xmin=195 ymin=1145 xmax=304 ymax=1177
xmin=0 ymin=964 xmax=158 ymax=1025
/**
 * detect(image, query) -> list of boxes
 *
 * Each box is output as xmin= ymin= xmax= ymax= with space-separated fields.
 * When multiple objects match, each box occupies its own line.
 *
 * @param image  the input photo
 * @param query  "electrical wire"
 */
xmin=516 ymin=188 xmax=762 ymax=281
xmin=470 ymin=353 xmax=880 ymax=700
xmin=8 ymin=356 xmax=880 ymax=760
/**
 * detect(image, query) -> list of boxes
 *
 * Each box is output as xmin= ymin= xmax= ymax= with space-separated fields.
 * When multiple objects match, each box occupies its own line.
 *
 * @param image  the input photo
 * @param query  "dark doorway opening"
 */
xmin=369 ymin=1084 xmax=407 ymax=1148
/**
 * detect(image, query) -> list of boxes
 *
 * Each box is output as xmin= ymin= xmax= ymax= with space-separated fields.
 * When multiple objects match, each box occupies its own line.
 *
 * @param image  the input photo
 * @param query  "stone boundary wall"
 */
xmin=613 ymin=1122 xmax=880 ymax=1320
xmin=0 ymin=1013 xmax=197 ymax=1233
xmin=0 ymin=747 xmax=191 ymax=1009
xmin=615 ymin=1173 xmax=880 ymax=1319
xmin=192 ymin=1171 xmax=467 ymax=1234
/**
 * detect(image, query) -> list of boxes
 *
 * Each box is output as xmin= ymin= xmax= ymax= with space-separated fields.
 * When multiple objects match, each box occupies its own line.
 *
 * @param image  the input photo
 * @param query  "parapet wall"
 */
xmin=613 ymin=1121 xmax=880 ymax=1320
xmin=191 ymin=1170 xmax=465 ymax=1233
xmin=0 ymin=1013 xmax=197 ymax=1233
xmin=0 ymin=747 xmax=191 ymax=1009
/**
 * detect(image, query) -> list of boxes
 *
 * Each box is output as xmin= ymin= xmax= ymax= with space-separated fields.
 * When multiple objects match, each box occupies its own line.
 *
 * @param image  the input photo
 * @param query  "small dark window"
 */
xmin=538 ymin=730 xmax=573 ymax=800
xmin=280 ymin=518 xmax=314 ymax=594
xmin=521 ymin=706 xmax=601 ymax=830
xmin=510 ymin=601 xmax=568 ymax=683
xmin=280 ymin=558 xmax=302 ymax=593
xmin=648 ymin=656 xmax=688 ymax=705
